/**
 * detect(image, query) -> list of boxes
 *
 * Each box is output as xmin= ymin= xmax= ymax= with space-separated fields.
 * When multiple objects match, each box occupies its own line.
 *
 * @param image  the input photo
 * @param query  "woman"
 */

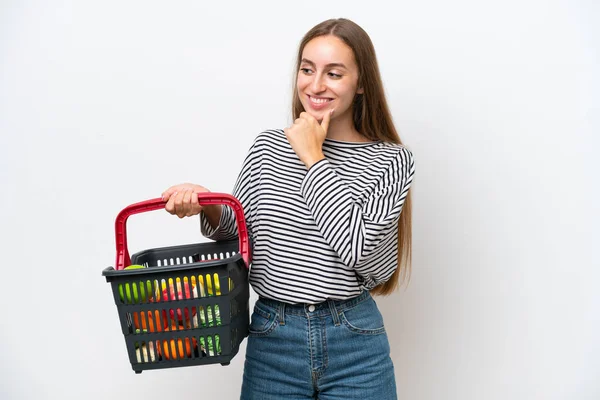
xmin=162 ymin=18 xmax=415 ymax=400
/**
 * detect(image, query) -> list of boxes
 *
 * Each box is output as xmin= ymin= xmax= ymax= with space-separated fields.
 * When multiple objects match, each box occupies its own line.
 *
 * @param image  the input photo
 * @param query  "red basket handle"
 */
xmin=114 ymin=192 xmax=250 ymax=270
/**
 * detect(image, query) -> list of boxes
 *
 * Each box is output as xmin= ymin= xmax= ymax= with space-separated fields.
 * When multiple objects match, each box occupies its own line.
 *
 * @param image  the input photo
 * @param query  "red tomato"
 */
xmin=158 ymin=281 xmax=197 ymax=327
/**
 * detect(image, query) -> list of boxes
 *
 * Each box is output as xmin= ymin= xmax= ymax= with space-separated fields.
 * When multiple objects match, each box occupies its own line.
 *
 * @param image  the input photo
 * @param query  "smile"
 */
xmin=307 ymin=95 xmax=333 ymax=109
xmin=309 ymin=95 xmax=332 ymax=103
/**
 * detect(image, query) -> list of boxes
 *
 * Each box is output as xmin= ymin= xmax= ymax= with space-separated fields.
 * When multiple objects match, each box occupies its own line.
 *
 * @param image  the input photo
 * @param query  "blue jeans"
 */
xmin=241 ymin=290 xmax=397 ymax=399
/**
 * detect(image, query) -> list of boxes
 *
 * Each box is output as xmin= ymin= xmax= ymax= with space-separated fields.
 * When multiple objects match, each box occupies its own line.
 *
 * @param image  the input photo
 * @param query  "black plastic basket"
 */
xmin=102 ymin=193 xmax=251 ymax=373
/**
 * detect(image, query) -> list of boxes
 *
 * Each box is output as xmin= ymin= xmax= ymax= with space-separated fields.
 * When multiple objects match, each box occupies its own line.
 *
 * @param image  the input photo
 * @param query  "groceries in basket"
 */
xmin=102 ymin=193 xmax=251 ymax=373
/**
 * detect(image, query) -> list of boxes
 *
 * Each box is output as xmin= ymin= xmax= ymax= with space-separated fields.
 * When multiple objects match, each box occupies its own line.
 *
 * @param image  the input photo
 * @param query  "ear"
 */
xmin=356 ymin=87 xmax=364 ymax=94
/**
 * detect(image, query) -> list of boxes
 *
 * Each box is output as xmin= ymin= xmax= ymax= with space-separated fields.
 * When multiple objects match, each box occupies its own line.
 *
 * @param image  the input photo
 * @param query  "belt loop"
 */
xmin=278 ymin=302 xmax=286 ymax=326
xmin=327 ymin=299 xmax=341 ymax=326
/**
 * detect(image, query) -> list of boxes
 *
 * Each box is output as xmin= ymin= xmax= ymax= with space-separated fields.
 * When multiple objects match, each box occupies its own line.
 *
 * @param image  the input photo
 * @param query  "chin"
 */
xmin=299 ymin=107 xmax=325 ymax=121
xmin=309 ymin=111 xmax=324 ymax=121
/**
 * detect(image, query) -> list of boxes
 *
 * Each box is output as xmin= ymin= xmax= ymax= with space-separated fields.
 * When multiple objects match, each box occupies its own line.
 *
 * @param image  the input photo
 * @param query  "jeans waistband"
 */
xmin=257 ymin=290 xmax=372 ymax=319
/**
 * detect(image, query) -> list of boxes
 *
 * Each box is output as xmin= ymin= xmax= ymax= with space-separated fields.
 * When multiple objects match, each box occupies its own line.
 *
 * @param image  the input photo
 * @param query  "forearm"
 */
xmin=201 ymin=205 xmax=223 ymax=230
xmin=300 ymin=154 xmax=411 ymax=269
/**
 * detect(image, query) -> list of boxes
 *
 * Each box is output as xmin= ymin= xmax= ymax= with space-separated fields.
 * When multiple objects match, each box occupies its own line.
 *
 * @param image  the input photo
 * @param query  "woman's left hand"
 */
xmin=284 ymin=110 xmax=332 ymax=169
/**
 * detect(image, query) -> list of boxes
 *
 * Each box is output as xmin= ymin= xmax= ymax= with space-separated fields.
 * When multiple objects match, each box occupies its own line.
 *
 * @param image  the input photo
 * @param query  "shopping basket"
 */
xmin=102 ymin=193 xmax=251 ymax=373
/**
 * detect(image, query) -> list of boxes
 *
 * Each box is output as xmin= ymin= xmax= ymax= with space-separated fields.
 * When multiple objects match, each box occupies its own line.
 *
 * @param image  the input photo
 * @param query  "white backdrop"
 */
xmin=1 ymin=1 xmax=598 ymax=399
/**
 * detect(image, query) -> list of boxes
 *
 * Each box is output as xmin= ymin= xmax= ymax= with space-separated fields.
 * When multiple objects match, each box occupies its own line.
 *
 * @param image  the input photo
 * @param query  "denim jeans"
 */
xmin=240 ymin=290 xmax=397 ymax=399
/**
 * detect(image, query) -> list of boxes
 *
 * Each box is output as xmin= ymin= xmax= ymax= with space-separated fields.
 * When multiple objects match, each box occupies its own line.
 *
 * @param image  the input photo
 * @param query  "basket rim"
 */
xmin=102 ymin=253 xmax=244 ymax=277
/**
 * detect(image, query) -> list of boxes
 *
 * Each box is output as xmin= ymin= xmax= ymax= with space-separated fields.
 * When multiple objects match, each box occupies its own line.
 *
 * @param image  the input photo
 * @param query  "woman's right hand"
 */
xmin=162 ymin=183 xmax=211 ymax=218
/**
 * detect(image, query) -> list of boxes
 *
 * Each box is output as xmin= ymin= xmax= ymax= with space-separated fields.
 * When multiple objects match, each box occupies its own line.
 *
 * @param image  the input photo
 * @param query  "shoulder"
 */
xmin=253 ymin=129 xmax=286 ymax=145
xmin=378 ymin=141 xmax=414 ymax=157
xmin=248 ymin=129 xmax=293 ymax=155
xmin=246 ymin=129 xmax=285 ymax=151
xmin=244 ymin=129 xmax=289 ymax=155
xmin=367 ymin=142 xmax=415 ymax=172
xmin=367 ymin=143 xmax=415 ymax=187
xmin=393 ymin=145 xmax=415 ymax=167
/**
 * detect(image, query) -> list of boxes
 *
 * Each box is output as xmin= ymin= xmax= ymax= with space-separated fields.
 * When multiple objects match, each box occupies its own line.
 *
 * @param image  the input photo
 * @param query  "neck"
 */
xmin=325 ymin=112 xmax=370 ymax=143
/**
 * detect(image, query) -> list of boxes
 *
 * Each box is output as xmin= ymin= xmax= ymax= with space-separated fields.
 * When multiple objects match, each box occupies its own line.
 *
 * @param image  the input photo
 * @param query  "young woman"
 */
xmin=162 ymin=18 xmax=415 ymax=400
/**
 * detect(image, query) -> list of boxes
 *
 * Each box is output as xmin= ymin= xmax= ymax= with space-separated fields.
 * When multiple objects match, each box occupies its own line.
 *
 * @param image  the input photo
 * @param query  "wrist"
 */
xmin=202 ymin=204 xmax=222 ymax=228
xmin=304 ymin=153 xmax=325 ymax=169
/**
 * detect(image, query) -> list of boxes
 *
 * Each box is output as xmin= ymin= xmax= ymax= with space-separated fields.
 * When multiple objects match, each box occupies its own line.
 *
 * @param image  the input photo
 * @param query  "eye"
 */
xmin=328 ymin=72 xmax=342 ymax=79
xmin=300 ymin=68 xmax=313 ymax=75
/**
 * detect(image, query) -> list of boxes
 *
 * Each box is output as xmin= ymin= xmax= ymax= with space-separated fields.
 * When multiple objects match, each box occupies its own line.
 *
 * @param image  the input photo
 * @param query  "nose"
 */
xmin=310 ymin=73 xmax=326 ymax=93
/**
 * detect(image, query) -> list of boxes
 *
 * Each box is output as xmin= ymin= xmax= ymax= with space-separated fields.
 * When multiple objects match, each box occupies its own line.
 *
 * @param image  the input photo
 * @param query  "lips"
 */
xmin=307 ymin=95 xmax=333 ymax=110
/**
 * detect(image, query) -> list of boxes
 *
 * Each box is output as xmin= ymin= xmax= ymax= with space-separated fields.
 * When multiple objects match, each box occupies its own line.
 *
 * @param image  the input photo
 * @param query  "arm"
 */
xmin=199 ymin=204 xmax=222 ymax=230
xmin=200 ymin=142 xmax=256 ymax=241
xmin=300 ymin=148 xmax=415 ymax=270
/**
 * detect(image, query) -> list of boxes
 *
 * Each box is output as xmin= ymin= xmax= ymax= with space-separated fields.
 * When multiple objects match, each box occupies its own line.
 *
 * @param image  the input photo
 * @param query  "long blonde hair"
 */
xmin=292 ymin=18 xmax=413 ymax=294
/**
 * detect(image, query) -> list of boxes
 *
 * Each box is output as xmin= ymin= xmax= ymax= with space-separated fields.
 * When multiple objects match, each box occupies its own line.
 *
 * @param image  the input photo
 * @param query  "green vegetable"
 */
xmin=198 ymin=305 xmax=221 ymax=327
xmin=196 ymin=305 xmax=222 ymax=355
xmin=199 ymin=335 xmax=221 ymax=356
xmin=119 ymin=280 xmax=153 ymax=303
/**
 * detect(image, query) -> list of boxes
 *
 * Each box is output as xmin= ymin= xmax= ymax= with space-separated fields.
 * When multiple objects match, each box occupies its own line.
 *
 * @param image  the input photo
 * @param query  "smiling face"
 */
xmin=296 ymin=35 xmax=363 ymax=125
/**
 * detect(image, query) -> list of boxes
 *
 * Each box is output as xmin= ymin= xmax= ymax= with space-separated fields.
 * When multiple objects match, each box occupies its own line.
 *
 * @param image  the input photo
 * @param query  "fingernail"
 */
xmin=330 ymin=108 xmax=335 ymax=115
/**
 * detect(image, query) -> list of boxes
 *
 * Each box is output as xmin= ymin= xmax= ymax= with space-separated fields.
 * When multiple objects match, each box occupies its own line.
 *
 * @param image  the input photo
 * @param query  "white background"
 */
xmin=1 ymin=1 xmax=598 ymax=399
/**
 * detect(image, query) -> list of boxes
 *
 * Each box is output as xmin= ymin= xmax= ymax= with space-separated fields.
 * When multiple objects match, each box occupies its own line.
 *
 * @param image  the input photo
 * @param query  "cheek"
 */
xmin=334 ymin=85 xmax=358 ymax=106
xmin=296 ymin=75 xmax=310 ymax=92
xmin=331 ymin=80 xmax=356 ymax=95
xmin=347 ymin=81 xmax=360 ymax=95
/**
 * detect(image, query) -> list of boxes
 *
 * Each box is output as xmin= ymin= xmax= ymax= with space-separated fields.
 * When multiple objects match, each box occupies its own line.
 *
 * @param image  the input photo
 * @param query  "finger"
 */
xmin=162 ymin=186 xmax=176 ymax=201
xmin=181 ymin=189 xmax=192 ymax=218
xmin=321 ymin=108 xmax=333 ymax=133
xmin=165 ymin=191 xmax=177 ymax=214
xmin=191 ymin=189 xmax=200 ymax=204
xmin=189 ymin=189 xmax=201 ymax=216
xmin=183 ymin=188 xmax=193 ymax=216
xmin=173 ymin=190 xmax=186 ymax=218
xmin=162 ymin=185 xmax=185 ymax=201
xmin=300 ymin=112 xmax=313 ymax=122
xmin=183 ymin=187 xmax=192 ymax=202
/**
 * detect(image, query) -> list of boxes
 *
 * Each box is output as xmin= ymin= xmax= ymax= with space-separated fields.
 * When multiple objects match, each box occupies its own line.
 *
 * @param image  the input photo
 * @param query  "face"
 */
xmin=297 ymin=35 xmax=362 ymax=123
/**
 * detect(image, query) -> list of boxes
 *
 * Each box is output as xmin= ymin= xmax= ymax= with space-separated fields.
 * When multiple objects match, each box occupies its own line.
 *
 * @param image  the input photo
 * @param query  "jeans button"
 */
xmin=308 ymin=305 xmax=315 ymax=312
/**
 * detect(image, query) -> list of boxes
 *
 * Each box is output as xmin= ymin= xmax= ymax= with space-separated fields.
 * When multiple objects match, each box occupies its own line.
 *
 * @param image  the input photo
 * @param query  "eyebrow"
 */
xmin=301 ymin=58 xmax=348 ymax=69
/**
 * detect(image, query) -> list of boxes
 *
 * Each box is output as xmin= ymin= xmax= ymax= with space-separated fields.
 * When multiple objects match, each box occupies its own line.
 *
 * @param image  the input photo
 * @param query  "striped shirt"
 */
xmin=200 ymin=129 xmax=415 ymax=304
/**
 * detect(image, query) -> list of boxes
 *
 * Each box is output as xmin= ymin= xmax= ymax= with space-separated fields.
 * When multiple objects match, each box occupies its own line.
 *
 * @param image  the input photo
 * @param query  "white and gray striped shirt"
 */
xmin=201 ymin=129 xmax=415 ymax=304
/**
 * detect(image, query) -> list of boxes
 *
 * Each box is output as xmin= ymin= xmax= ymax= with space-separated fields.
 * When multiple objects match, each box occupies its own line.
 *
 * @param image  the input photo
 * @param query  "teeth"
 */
xmin=310 ymin=96 xmax=330 ymax=104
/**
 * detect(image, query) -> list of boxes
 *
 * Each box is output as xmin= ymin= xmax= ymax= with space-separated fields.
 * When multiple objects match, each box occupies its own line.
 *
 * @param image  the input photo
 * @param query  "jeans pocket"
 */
xmin=340 ymin=298 xmax=386 ymax=335
xmin=248 ymin=302 xmax=278 ymax=337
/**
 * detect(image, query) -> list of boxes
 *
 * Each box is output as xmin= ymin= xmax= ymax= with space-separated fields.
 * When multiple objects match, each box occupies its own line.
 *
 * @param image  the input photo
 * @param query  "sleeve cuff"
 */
xmin=199 ymin=205 xmax=225 ymax=240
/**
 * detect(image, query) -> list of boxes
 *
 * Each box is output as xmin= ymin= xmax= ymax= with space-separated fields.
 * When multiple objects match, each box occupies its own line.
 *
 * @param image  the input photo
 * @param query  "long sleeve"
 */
xmin=299 ymin=147 xmax=414 ymax=273
xmin=195 ymin=128 xmax=415 ymax=304
xmin=199 ymin=142 xmax=256 ymax=241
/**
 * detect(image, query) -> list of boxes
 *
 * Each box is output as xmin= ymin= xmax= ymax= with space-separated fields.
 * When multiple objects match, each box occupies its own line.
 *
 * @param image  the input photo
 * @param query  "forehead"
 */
xmin=301 ymin=35 xmax=357 ymax=69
